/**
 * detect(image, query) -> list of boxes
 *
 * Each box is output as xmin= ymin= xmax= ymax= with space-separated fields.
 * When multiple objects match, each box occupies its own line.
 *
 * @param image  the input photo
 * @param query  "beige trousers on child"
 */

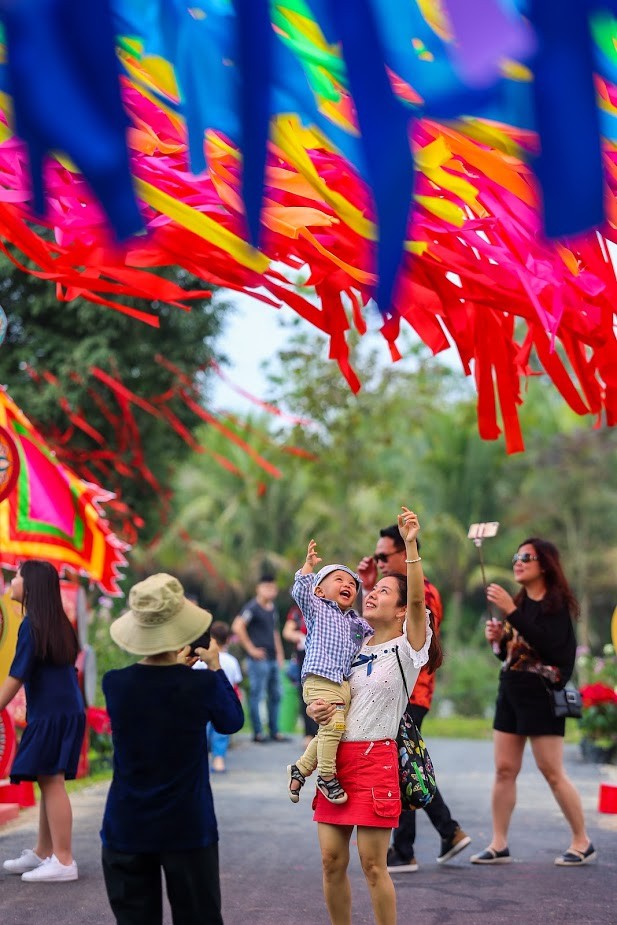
xmin=294 ymin=675 xmax=351 ymax=778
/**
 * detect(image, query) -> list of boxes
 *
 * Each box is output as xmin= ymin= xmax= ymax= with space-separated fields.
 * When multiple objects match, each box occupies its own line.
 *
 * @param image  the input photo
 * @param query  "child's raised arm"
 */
xmin=293 ymin=540 xmax=323 ymax=626
xmin=300 ymin=539 xmax=322 ymax=576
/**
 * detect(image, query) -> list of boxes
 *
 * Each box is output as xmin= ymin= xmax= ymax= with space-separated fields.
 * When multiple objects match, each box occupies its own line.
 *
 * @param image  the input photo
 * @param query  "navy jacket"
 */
xmin=101 ymin=663 xmax=243 ymax=853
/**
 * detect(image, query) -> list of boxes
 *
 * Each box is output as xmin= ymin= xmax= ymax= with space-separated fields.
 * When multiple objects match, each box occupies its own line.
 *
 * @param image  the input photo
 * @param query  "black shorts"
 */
xmin=493 ymin=672 xmax=565 ymax=737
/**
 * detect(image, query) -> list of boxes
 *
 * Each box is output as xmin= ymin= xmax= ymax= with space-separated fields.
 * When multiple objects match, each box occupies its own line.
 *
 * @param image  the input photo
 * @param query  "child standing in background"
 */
xmin=194 ymin=620 xmax=243 ymax=773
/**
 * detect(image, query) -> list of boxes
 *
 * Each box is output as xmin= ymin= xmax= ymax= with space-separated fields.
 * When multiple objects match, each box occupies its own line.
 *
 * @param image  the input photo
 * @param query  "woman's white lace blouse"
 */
xmin=342 ymin=614 xmax=432 ymax=742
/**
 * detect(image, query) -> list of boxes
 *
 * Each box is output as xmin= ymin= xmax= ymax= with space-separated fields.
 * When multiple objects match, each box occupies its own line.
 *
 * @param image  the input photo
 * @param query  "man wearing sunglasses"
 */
xmin=357 ymin=525 xmax=471 ymax=872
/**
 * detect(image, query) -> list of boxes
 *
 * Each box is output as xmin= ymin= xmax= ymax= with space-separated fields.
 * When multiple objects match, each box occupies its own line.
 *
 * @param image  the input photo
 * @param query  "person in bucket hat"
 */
xmin=109 ymin=572 xmax=213 ymax=655
xmin=101 ymin=574 xmax=244 ymax=925
xmin=286 ymin=542 xmax=373 ymax=807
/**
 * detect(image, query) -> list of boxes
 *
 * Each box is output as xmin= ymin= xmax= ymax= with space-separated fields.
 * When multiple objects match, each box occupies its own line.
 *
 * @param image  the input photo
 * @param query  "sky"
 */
xmin=210 ymin=288 xmax=466 ymax=414
xmin=210 ymin=291 xmax=295 ymax=411
xmin=210 ymin=289 xmax=393 ymax=412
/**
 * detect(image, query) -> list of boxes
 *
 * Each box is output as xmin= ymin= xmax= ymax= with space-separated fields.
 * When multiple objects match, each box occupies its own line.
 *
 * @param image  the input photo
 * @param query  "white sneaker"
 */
xmin=21 ymin=854 xmax=78 ymax=882
xmin=3 ymin=848 xmax=46 ymax=874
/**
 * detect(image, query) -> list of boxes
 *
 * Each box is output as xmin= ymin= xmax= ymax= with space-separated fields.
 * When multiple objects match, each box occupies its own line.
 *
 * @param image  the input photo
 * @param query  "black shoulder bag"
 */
xmin=394 ymin=647 xmax=437 ymax=811
xmin=547 ymin=683 xmax=583 ymax=719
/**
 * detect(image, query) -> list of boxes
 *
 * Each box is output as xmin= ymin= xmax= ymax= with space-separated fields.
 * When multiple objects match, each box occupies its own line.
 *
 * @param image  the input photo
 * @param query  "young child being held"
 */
xmin=287 ymin=540 xmax=373 ymax=804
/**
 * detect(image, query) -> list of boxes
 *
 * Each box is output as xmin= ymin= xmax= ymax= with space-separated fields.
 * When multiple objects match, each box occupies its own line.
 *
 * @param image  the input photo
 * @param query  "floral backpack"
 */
xmin=395 ymin=648 xmax=437 ymax=810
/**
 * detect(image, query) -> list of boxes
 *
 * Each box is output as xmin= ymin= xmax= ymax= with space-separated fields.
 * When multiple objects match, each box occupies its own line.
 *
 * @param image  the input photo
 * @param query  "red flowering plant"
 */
xmin=577 ymin=645 xmax=617 ymax=750
xmin=86 ymin=706 xmax=113 ymax=770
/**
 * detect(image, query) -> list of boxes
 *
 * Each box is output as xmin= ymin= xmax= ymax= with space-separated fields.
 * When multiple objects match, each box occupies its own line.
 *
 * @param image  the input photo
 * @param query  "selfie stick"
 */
xmin=468 ymin=522 xmax=500 ymax=652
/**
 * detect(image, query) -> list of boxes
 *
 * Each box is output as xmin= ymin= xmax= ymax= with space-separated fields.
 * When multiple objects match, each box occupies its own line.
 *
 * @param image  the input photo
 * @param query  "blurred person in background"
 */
xmin=232 ymin=574 xmax=288 ymax=742
xmin=194 ymin=620 xmax=243 ymax=773
xmin=282 ymin=603 xmax=319 ymax=747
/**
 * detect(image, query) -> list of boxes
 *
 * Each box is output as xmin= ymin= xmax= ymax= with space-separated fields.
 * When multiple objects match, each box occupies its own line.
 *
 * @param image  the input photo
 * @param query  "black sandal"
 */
xmin=287 ymin=764 xmax=306 ymax=803
xmin=554 ymin=843 xmax=596 ymax=866
xmin=317 ymin=775 xmax=348 ymax=804
xmin=470 ymin=847 xmax=511 ymax=864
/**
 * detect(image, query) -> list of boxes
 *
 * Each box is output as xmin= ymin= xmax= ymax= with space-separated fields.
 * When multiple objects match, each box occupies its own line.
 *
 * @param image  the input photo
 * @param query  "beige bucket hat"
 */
xmin=110 ymin=573 xmax=213 ymax=656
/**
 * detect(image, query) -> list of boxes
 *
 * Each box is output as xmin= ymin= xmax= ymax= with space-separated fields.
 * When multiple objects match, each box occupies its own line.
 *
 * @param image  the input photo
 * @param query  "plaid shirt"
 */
xmin=292 ymin=571 xmax=374 ymax=685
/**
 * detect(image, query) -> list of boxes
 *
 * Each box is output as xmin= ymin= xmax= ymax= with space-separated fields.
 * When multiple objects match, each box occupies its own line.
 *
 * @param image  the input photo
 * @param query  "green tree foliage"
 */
xmin=509 ymin=422 xmax=617 ymax=647
xmin=262 ymin=321 xmax=474 ymax=554
xmin=158 ymin=323 xmax=617 ymax=663
xmin=134 ymin=412 xmax=320 ymax=617
xmin=0 ymin=254 xmax=227 ymax=539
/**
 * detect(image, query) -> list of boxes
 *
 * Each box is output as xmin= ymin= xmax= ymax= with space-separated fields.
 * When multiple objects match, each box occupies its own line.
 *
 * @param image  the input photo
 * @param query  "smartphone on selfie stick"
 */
xmin=468 ymin=522 xmax=500 ymax=653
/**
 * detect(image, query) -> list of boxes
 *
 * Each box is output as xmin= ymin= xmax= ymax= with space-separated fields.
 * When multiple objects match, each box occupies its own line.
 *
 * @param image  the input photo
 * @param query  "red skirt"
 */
xmin=312 ymin=739 xmax=401 ymax=828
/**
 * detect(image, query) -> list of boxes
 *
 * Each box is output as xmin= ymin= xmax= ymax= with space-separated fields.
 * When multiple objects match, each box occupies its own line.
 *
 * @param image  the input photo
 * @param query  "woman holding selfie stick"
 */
xmin=471 ymin=538 xmax=595 ymax=867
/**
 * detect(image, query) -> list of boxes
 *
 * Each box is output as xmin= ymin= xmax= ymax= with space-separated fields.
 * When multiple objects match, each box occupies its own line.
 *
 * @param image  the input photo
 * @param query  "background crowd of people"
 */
xmin=0 ymin=513 xmax=597 ymax=924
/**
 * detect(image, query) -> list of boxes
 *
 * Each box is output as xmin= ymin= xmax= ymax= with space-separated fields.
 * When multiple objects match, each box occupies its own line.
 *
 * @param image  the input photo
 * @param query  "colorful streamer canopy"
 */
xmin=0 ymin=3 xmax=616 ymax=451
xmin=0 ymin=389 xmax=128 ymax=594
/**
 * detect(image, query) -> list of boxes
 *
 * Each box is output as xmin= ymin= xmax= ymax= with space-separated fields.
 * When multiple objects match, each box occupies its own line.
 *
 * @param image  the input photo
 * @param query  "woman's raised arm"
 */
xmin=398 ymin=507 xmax=427 ymax=652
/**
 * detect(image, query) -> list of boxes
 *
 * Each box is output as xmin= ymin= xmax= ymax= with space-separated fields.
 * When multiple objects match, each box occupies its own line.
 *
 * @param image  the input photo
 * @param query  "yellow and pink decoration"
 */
xmin=0 ymin=389 xmax=127 ymax=595
xmin=0 ymin=388 xmax=122 ymax=807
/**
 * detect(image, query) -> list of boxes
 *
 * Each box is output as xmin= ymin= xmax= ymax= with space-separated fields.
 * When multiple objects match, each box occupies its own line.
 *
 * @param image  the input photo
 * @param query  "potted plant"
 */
xmin=577 ymin=644 xmax=617 ymax=763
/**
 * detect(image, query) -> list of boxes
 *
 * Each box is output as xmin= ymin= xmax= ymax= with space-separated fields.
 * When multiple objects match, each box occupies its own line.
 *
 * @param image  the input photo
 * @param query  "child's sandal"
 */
xmin=317 ymin=775 xmax=348 ymax=804
xmin=287 ymin=764 xmax=306 ymax=803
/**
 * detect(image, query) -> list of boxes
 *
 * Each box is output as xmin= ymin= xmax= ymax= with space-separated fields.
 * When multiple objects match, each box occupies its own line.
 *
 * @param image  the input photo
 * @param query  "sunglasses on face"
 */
xmin=373 ymin=551 xmax=400 ymax=564
xmin=512 ymin=553 xmax=539 ymax=564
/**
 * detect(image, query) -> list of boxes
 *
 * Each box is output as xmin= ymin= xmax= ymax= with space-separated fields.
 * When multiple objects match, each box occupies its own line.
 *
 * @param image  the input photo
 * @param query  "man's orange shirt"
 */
xmin=410 ymin=578 xmax=443 ymax=711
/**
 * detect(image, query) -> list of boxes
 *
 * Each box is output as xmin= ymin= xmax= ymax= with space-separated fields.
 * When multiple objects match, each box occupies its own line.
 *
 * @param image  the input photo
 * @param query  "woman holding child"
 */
xmin=304 ymin=507 xmax=442 ymax=925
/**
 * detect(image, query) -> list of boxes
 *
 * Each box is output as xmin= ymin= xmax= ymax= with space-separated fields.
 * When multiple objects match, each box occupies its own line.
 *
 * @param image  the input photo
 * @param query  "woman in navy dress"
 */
xmin=0 ymin=560 xmax=85 ymax=882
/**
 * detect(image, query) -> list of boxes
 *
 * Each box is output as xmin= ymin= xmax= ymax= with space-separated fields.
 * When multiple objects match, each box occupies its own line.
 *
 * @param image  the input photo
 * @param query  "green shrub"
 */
xmin=90 ymin=607 xmax=134 ymax=706
xmin=433 ymin=645 xmax=499 ymax=717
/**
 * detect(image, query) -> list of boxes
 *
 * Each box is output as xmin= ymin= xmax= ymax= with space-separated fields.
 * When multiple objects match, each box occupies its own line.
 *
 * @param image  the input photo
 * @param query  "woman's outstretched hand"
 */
xmin=397 ymin=506 xmax=420 ymax=545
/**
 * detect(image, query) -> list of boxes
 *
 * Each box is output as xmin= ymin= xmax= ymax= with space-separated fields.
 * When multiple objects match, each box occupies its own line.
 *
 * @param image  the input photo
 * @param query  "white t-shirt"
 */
xmin=342 ymin=616 xmax=432 ymax=742
xmin=193 ymin=651 xmax=243 ymax=687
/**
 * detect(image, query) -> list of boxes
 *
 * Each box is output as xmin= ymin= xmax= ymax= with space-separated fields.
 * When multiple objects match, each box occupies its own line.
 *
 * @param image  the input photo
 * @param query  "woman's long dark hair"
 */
xmin=389 ymin=573 xmax=443 ymax=673
xmin=20 ymin=560 xmax=79 ymax=665
xmin=513 ymin=538 xmax=580 ymax=620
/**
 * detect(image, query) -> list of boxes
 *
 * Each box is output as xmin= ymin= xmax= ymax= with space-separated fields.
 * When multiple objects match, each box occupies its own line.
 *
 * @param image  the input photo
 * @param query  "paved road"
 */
xmin=1 ymin=736 xmax=616 ymax=925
